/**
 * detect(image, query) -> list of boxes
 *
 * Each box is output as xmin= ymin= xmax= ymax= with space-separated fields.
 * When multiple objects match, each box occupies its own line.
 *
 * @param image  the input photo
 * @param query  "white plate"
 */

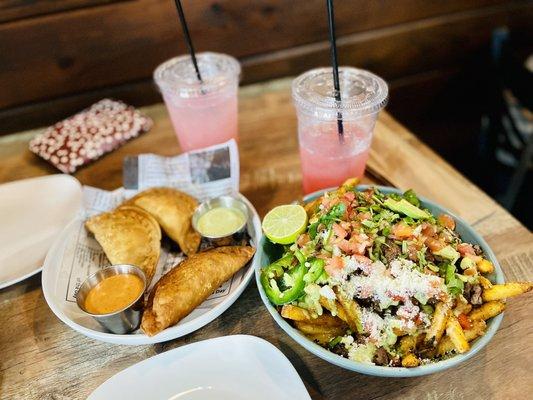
xmin=88 ymin=335 xmax=310 ymax=400
xmin=0 ymin=175 xmax=82 ymax=289
xmin=42 ymin=193 xmax=262 ymax=345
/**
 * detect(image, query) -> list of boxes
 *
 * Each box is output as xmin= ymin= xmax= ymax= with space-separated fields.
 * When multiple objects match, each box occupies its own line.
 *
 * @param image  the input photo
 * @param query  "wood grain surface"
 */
xmin=0 ymin=79 xmax=531 ymax=399
xmin=0 ymin=0 xmax=123 ymax=23
xmin=1 ymin=0 xmax=531 ymax=112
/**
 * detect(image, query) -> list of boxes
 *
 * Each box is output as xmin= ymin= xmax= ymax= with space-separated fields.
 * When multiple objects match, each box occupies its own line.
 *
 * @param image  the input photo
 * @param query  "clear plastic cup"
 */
xmin=292 ymin=67 xmax=388 ymax=194
xmin=154 ymin=52 xmax=241 ymax=151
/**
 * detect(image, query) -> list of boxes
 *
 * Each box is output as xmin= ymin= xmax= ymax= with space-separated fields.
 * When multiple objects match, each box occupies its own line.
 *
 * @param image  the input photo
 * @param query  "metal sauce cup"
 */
xmin=192 ymin=196 xmax=249 ymax=247
xmin=76 ymin=265 xmax=146 ymax=334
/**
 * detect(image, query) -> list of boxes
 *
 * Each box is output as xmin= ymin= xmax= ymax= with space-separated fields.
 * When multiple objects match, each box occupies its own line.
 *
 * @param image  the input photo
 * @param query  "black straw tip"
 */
xmin=173 ymin=0 xmax=203 ymax=83
xmin=327 ymin=0 xmax=344 ymax=139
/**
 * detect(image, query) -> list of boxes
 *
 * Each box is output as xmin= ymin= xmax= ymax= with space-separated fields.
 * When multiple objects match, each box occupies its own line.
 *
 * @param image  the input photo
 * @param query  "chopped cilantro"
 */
xmin=308 ymin=203 xmax=346 ymax=240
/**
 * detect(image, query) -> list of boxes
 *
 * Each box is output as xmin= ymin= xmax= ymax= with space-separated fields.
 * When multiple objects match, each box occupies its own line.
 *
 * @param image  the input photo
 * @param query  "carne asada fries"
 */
xmin=260 ymin=179 xmax=532 ymax=367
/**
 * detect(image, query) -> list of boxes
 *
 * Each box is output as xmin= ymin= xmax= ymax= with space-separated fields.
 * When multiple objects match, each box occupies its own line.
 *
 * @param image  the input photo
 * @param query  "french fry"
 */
xmin=319 ymin=296 xmax=337 ymax=313
xmin=478 ymin=276 xmax=493 ymax=289
xmin=453 ymin=296 xmax=473 ymax=317
xmin=425 ymin=302 xmax=450 ymax=345
xmin=293 ymin=321 xmax=346 ymax=336
xmin=393 ymin=327 xmax=406 ymax=336
xmin=399 ymin=335 xmax=417 ymax=355
xmin=333 ymin=287 xmax=363 ymax=333
xmin=281 ymin=305 xmax=312 ymax=321
xmin=306 ymin=333 xmax=336 ymax=345
xmin=310 ymin=313 xmax=346 ymax=327
xmin=445 ymin=315 xmax=470 ymax=354
xmin=469 ymin=301 xmax=506 ymax=321
xmin=401 ymin=353 xmax=420 ymax=368
xmin=437 ymin=320 xmax=486 ymax=355
xmin=319 ymin=296 xmax=349 ymax=324
xmin=477 ymin=259 xmax=494 ymax=274
xmin=482 ymin=282 xmax=533 ymax=301
xmin=338 ymin=177 xmax=359 ymax=194
xmin=282 ymin=305 xmax=346 ymax=327
xmin=303 ymin=198 xmax=321 ymax=218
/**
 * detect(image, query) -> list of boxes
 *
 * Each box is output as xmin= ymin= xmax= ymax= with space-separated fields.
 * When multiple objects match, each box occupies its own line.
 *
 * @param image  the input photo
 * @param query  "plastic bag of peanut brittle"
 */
xmin=29 ymin=99 xmax=153 ymax=173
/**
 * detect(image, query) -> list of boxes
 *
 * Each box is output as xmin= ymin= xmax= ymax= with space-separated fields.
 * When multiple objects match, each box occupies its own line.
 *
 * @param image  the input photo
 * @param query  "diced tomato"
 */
xmin=438 ymin=214 xmax=456 ymax=230
xmin=332 ymin=223 xmax=347 ymax=239
xmin=325 ymin=256 xmax=344 ymax=277
xmin=337 ymin=239 xmax=359 ymax=255
xmin=457 ymin=243 xmax=476 ymax=257
xmin=426 ymin=237 xmax=445 ymax=252
xmin=421 ymin=222 xmax=437 ymax=238
xmin=390 ymin=294 xmax=405 ymax=302
xmin=457 ymin=313 xmax=473 ymax=330
xmin=343 ymin=191 xmax=355 ymax=202
xmin=336 ymin=239 xmax=350 ymax=253
xmin=392 ymin=222 xmax=414 ymax=239
xmin=321 ymin=196 xmax=338 ymax=211
xmin=337 ymin=235 xmax=370 ymax=256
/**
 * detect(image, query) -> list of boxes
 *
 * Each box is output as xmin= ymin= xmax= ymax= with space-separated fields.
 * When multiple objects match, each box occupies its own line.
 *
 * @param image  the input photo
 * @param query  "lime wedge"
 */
xmin=262 ymin=205 xmax=308 ymax=245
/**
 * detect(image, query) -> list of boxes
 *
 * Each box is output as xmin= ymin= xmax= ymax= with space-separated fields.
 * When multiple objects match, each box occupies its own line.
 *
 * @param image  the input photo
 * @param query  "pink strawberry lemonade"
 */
xmin=154 ymin=52 xmax=241 ymax=152
xmin=163 ymin=88 xmax=238 ymax=151
xmin=299 ymin=121 xmax=371 ymax=194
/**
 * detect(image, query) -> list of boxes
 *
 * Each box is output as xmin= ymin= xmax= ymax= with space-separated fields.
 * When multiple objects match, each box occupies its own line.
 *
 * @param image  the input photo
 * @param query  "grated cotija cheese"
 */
xmin=335 ymin=258 xmax=447 ymax=310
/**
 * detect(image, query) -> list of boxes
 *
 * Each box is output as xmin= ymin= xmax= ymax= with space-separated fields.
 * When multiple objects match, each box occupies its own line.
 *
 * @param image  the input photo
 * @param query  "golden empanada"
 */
xmin=142 ymin=246 xmax=255 ymax=336
xmin=124 ymin=187 xmax=201 ymax=256
xmin=85 ymin=205 xmax=161 ymax=285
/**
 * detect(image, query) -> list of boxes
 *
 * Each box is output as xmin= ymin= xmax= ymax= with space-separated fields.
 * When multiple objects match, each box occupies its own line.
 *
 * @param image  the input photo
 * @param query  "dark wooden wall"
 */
xmin=0 ymin=0 xmax=532 ymax=137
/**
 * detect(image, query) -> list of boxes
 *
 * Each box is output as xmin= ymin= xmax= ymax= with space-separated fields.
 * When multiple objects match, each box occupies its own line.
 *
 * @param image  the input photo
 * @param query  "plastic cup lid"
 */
xmin=292 ymin=67 xmax=388 ymax=120
xmin=154 ymin=52 xmax=241 ymax=98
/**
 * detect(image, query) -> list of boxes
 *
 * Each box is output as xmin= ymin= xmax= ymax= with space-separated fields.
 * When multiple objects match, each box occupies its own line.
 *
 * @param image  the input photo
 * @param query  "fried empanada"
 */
xmin=125 ymin=187 xmax=201 ymax=256
xmin=85 ymin=205 xmax=161 ymax=284
xmin=141 ymin=246 xmax=255 ymax=336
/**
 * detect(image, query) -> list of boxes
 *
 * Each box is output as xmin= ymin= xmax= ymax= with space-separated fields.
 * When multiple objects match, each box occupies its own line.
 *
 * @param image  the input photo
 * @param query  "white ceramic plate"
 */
xmin=0 ymin=175 xmax=82 ymax=289
xmin=88 ymin=335 xmax=310 ymax=400
xmin=42 ymin=194 xmax=262 ymax=345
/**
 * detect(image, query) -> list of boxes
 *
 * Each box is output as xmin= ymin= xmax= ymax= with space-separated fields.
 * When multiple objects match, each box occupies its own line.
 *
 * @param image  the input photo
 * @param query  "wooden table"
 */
xmin=1 ymin=79 xmax=531 ymax=400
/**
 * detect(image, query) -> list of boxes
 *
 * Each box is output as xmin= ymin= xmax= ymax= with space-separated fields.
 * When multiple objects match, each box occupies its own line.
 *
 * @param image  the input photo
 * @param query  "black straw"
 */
xmin=326 ymin=0 xmax=344 ymax=140
xmin=173 ymin=0 xmax=203 ymax=82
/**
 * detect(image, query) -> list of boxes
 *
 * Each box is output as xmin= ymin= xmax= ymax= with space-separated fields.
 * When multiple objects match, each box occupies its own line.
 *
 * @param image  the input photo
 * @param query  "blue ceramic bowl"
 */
xmin=255 ymin=185 xmax=504 ymax=377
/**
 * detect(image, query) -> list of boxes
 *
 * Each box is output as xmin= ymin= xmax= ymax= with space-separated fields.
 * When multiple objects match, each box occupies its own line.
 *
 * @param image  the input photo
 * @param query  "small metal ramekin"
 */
xmin=192 ymin=196 xmax=249 ymax=247
xmin=76 ymin=265 xmax=146 ymax=334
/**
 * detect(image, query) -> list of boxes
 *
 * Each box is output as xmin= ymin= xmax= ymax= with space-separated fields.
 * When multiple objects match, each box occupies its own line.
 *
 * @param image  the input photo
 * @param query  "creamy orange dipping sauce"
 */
xmin=84 ymin=274 xmax=144 ymax=314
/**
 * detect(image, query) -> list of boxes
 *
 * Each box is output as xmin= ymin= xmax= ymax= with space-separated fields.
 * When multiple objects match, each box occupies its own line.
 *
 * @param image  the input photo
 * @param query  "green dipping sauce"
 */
xmin=197 ymin=207 xmax=246 ymax=237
